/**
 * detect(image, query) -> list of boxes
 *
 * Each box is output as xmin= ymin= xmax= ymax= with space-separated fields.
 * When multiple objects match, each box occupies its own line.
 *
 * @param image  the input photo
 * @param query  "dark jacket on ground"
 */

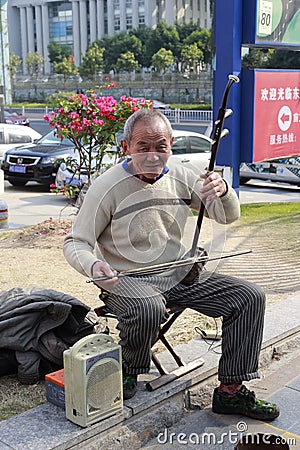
xmin=0 ymin=287 xmax=96 ymax=384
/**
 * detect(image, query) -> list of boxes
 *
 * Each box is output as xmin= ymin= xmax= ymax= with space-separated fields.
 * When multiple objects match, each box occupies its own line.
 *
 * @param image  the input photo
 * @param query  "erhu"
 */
xmin=179 ymin=74 xmax=240 ymax=285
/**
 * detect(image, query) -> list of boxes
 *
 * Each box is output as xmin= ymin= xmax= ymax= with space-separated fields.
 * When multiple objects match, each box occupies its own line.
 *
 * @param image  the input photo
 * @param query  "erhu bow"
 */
xmin=87 ymin=250 xmax=251 ymax=283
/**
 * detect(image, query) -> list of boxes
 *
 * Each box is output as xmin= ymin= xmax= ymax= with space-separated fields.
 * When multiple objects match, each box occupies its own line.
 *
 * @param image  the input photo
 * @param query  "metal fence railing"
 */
xmin=163 ymin=108 xmax=212 ymax=124
xmin=16 ymin=106 xmax=213 ymax=124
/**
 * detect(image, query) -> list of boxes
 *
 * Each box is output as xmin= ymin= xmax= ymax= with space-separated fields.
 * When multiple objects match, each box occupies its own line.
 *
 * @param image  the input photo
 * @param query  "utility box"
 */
xmin=63 ymin=334 xmax=123 ymax=427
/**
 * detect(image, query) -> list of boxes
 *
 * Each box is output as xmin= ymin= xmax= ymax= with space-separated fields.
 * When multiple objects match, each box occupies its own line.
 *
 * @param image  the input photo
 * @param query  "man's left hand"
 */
xmin=200 ymin=172 xmax=227 ymax=202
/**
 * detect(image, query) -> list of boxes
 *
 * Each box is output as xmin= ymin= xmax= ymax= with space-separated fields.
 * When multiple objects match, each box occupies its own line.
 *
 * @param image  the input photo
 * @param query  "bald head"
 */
xmin=123 ymin=109 xmax=173 ymax=145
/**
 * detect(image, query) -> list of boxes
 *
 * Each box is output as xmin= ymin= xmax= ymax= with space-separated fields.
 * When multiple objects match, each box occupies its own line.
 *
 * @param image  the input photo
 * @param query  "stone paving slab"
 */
xmin=288 ymin=378 xmax=300 ymax=391
xmin=0 ymin=403 xmax=132 ymax=450
xmin=267 ymin=386 xmax=300 ymax=437
xmin=145 ymin=364 xmax=300 ymax=449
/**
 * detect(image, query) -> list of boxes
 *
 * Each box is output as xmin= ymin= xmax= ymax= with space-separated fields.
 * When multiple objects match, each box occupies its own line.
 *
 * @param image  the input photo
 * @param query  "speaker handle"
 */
xmin=67 ymin=333 xmax=114 ymax=356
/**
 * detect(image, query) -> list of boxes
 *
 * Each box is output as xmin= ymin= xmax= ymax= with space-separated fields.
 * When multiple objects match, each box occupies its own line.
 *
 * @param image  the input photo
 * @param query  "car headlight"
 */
xmin=42 ymin=154 xmax=71 ymax=164
xmin=59 ymin=162 xmax=67 ymax=171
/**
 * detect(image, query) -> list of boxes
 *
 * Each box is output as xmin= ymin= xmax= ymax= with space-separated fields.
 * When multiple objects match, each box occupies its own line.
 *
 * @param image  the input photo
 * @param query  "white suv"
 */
xmin=168 ymin=129 xmax=211 ymax=174
xmin=0 ymin=124 xmax=41 ymax=161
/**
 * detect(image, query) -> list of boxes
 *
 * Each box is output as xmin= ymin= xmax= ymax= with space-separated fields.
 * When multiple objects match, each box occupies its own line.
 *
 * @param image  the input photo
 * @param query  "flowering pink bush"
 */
xmin=44 ymin=85 xmax=153 ymax=192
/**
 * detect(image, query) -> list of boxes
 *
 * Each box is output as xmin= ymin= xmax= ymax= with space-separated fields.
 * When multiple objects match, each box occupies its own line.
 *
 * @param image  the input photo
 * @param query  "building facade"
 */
xmin=8 ymin=0 xmax=211 ymax=74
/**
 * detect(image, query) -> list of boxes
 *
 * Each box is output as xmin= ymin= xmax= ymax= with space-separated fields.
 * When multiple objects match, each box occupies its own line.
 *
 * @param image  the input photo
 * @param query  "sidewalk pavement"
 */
xmin=144 ymin=349 xmax=300 ymax=449
xmin=0 ymin=182 xmax=76 ymax=229
xmin=144 ymin=292 xmax=300 ymax=449
xmin=0 ymin=292 xmax=299 ymax=449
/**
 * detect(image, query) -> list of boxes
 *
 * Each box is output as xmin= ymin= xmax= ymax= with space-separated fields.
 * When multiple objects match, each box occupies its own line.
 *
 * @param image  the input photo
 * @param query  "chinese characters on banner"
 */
xmin=254 ymin=71 xmax=300 ymax=161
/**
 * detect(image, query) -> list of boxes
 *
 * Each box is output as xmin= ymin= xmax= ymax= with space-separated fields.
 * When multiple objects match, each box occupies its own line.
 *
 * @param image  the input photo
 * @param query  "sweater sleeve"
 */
xmin=63 ymin=180 xmax=112 ymax=277
xmin=190 ymin=178 xmax=240 ymax=225
xmin=207 ymin=184 xmax=241 ymax=224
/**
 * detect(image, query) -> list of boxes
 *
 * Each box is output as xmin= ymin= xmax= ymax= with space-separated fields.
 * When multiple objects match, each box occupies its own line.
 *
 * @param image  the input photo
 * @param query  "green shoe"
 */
xmin=123 ymin=373 xmax=137 ymax=400
xmin=212 ymin=385 xmax=280 ymax=421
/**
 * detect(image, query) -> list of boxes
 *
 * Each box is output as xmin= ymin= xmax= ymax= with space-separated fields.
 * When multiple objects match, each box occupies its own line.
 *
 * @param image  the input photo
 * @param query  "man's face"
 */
xmin=121 ymin=118 xmax=173 ymax=183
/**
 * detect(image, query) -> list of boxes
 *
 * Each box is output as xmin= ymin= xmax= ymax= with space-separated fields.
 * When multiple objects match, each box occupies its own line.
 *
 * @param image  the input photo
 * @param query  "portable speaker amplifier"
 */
xmin=63 ymin=333 xmax=123 ymax=427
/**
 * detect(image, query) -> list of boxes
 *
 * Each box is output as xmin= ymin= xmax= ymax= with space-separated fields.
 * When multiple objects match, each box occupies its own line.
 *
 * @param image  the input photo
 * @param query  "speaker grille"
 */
xmin=86 ymin=358 xmax=121 ymax=411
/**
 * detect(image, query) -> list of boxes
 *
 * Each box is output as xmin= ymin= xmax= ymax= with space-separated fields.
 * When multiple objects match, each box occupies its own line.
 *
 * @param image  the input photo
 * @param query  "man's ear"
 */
xmin=121 ymin=139 xmax=129 ymax=155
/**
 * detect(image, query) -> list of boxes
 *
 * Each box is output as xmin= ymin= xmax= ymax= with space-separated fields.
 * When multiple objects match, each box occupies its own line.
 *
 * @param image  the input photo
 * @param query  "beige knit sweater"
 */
xmin=63 ymin=162 xmax=240 ymax=277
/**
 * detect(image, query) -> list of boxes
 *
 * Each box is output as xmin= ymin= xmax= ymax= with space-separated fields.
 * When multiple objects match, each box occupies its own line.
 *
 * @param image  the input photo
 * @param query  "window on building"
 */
xmin=138 ymin=15 xmax=145 ymax=26
xmin=114 ymin=0 xmax=120 ymax=14
xmin=49 ymin=1 xmax=73 ymax=45
xmin=114 ymin=18 xmax=120 ymax=32
xmin=138 ymin=1 xmax=145 ymax=14
xmin=126 ymin=0 xmax=132 ymax=16
xmin=66 ymin=25 xmax=72 ymax=36
xmin=126 ymin=17 xmax=133 ymax=29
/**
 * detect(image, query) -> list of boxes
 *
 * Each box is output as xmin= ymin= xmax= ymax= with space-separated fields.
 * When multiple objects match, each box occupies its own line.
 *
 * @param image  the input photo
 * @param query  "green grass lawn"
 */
xmin=239 ymin=202 xmax=300 ymax=225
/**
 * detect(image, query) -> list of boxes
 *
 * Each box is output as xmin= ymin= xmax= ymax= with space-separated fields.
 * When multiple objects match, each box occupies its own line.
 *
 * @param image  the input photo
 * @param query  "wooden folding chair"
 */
xmin=94 ymin=291 xmax=205 ymax=392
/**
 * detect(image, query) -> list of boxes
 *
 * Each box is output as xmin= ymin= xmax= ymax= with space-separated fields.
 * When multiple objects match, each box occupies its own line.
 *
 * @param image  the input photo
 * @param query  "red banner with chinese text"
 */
xmin=254 ymin=71 xmax=300 ymax=161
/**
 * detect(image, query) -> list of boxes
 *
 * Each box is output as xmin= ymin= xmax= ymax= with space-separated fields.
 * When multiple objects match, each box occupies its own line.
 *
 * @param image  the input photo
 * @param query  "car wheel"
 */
xmin=9 ymin=179 xmax=28 ymax=187
xmin=239 ymin=177 xmax=249 ymax=185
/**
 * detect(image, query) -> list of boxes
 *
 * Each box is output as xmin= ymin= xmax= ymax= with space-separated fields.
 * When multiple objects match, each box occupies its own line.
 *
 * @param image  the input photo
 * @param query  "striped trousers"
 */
xmin=104 ymin=271 xmax=266 ymax=384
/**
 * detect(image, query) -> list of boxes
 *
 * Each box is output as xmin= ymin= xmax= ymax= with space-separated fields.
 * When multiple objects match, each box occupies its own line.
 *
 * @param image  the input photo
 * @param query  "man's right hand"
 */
xmin=91 ymin=261 xmax=120 ymax=290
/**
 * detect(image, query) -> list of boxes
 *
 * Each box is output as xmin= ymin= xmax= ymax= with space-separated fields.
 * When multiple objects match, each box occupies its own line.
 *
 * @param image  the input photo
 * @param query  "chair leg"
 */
xmin=151 ymin=352 xmax=170 ymax=376
xmin=95 ymin=303 xmax=205 ymax=392
xmin=158 ymin=334 xmax=185 ymax=367
xmin=147 ymin=307 xmax=205 ymax=391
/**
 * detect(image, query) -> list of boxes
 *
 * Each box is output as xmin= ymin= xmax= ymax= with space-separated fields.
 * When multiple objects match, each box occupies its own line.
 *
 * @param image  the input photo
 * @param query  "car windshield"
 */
xmin=36 ymin=130 xmax=75 ymax=146
xmin=4 ymin=110 xmax=21 ymax=117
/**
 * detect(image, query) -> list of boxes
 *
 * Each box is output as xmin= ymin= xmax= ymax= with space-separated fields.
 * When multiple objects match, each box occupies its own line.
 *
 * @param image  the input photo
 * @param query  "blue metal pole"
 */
xmin=214 ymin=0 xmax=243 ymax=194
